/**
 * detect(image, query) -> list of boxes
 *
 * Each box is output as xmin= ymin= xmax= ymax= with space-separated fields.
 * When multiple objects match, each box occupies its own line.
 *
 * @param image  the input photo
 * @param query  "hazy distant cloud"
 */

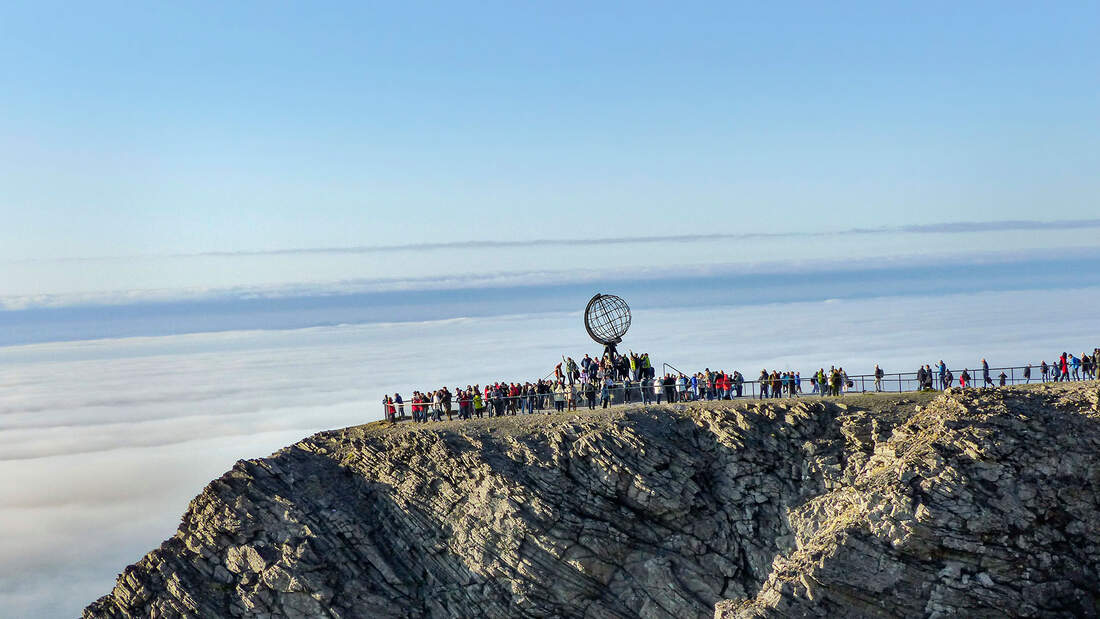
xmin=4 ymin=245 xmax=1100 ymax=312
xmin=10 ymin=219 xmax=1100 ymax=264
xmin=172 ymin=218 xmax=1100 ymax=256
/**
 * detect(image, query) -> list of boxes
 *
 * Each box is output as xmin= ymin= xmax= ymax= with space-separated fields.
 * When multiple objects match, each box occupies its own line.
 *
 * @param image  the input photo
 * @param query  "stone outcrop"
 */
xmin=84 ymin=383 xmax=1100 ymax=618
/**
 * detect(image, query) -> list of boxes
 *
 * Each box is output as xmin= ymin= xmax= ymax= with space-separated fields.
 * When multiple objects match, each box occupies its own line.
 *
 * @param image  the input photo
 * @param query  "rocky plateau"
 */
xmin=85 ymin=382 xmax=1100 ymax=618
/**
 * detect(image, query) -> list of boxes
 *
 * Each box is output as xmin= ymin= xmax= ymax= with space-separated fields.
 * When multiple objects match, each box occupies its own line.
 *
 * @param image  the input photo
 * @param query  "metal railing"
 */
xmin=383 ymin=361 xmax=1097 ymax=422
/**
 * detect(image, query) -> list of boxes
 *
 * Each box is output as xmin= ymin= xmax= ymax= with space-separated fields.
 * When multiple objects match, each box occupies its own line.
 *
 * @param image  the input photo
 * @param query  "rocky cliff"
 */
xmin=85 ymin=382 xmax=1100 ymax=618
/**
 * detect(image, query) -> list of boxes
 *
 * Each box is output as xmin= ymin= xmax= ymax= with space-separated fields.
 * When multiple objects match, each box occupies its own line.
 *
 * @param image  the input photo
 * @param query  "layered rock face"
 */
xmin=85 ymin=383 xmax=1100 ymax=619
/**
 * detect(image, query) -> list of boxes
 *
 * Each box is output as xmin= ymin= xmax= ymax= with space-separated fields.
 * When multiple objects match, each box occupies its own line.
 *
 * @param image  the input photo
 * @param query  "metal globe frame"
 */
xmin=583 ymin=293 xmax=632 ymax=346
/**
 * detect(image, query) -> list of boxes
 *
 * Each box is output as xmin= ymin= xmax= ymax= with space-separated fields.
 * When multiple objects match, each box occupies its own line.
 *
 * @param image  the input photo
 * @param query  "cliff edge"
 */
xmin=85 ymin=383 xmax=1100 ymax=618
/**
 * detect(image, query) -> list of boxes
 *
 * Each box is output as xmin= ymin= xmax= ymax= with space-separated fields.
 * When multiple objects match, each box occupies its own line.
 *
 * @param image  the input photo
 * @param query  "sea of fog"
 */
xmin=2 ymin=283 xmax=1099 ymax=617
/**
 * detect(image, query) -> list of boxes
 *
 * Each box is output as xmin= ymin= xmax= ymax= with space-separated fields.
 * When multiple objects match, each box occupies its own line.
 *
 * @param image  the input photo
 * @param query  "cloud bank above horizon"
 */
xmin=2 ymin=243 xmax=1100 ymax=347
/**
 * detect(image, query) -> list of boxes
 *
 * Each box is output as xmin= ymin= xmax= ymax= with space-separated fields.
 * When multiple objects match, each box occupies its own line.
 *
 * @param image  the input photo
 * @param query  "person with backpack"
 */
xmin=829 ymin=368 xmax=842 ymax=396
xmin=982 ymin=359 xmax=992 ymax=387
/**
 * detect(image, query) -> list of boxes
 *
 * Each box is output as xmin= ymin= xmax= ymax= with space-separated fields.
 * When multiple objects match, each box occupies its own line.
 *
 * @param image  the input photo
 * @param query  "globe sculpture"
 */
xmin=584 ymin=293 xmax=631 ymax=354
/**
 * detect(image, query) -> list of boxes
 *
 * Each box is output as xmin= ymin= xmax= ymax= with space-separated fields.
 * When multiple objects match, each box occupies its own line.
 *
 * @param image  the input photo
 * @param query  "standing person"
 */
xmin=584 ymin=380 xmax=597 ymax=410
xmin=1024 ymin=363 xmax=1032 ymax=383
xmin=960 ymin=369 xmax=970 ymax=389
xmin=938 ymin=361 xmax=947 ymax=390
xmin=553 ymin=382 xmax=565 ymax=413
xmin=733 ymin=371 xmax=744 ymax=397
xmin=473 ymin=389 xmax=484 ymax=419
xmin=758 ymin=370 xmax=769 ymax=399
xmin=1071 ymin=354 xmax=1081 ymax=380
xmin=982 ymin=359 xmax=992 ymax=387
xmin=1040 ymin=360 xmax=1049 ymax=381
xmin=567 ymin=381 xmax=577 ymax=411
xmin=600 ymin=378 xmax=611 ymax=409
xmin=496 ymin=384 xmax=508 ymax=417
xmin=394 ymin=393 xmax=405 ymax=420
xmin=873 ymin=365 xmax=883 ymax=392
xmin=432 ymin=390 xmax=443 ymax=421
xmin=998 ymin=371 xmax=1007 ymax=387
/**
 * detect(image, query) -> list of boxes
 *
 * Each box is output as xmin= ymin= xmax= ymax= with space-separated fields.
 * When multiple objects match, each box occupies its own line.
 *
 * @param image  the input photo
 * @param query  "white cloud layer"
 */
xmin=1 ymin=287 xmax=1099 ymax=616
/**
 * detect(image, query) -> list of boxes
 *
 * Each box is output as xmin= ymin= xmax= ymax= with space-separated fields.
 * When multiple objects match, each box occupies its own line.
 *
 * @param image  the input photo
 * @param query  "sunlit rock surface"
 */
xmin=85 ymin=382 xmax=1100 ymax=618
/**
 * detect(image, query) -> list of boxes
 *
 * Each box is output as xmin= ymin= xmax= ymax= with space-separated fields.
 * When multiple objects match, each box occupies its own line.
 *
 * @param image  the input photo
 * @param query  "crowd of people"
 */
xmin=381 ymin=348 xmax=1100 ymax=423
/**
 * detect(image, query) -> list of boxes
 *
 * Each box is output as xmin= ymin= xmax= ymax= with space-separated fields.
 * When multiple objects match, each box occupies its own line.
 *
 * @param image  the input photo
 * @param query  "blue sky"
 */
xmin=2 ymin=1 xmax=1097 ymax=265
